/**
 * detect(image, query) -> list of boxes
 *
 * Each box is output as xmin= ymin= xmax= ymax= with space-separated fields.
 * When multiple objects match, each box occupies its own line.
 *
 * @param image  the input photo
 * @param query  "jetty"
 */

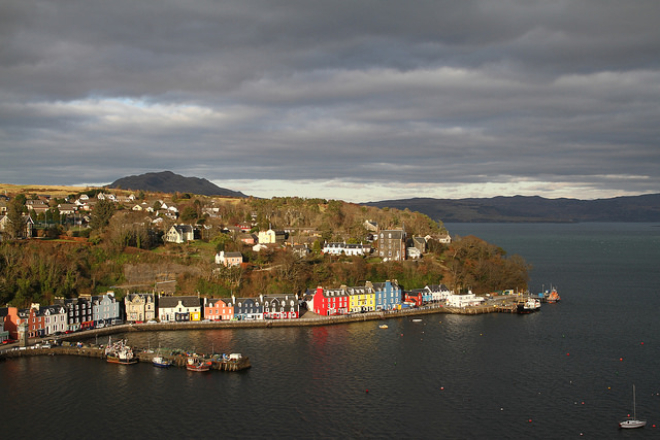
xmin=0 ymin=343 xmax=251 ymax=372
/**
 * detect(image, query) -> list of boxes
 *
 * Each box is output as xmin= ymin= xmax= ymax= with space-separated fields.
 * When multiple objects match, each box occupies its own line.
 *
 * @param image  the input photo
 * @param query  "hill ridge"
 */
xmin=108 ymin=171 xmax=246 ymax=197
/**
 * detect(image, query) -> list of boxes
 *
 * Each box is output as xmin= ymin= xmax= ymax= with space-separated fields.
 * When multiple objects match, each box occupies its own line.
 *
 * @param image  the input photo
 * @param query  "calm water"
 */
xmin=2 ymin=223 xmax=660 ymax=439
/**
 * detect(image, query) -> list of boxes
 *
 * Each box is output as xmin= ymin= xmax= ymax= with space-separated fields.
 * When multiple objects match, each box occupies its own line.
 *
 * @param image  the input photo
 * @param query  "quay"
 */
xmin=0 ymin=296 xmax=525 ymax=353
xmin=0 ymin=343 xmax=251 ymax=372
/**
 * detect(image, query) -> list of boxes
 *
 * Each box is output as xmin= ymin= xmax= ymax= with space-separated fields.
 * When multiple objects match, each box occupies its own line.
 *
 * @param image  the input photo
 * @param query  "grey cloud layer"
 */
xmin=1 ymin=0 xmax=659 ymax=197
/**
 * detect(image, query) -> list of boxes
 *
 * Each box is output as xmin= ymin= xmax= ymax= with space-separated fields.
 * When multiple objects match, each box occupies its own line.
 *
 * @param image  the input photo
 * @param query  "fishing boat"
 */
xmin=104 ymin=338 xmax=138 ymax=365
xmin=546 ymin=288 xmax=561 ymax=303
xmin=619 ymin=385 xmax=646 ymax=429
xmin=186 ymin=357 xmax=211 ymax=372
xmin=152 ymin=355 xmax=172 ymax=368
xmin=516 ymin=297 xmax=541 ymax=314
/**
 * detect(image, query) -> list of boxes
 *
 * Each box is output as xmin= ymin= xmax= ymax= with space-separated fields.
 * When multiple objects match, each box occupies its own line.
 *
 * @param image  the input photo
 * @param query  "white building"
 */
xmin=446 ymin=291 xmax=485 ymax=308
xmin=322 ymin=242 xmax=368 ymax=256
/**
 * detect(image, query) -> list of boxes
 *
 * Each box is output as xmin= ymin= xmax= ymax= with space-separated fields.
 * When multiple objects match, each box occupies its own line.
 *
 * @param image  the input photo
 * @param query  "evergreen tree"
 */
xmin=89 ymin=198 xmax=115 ymax=231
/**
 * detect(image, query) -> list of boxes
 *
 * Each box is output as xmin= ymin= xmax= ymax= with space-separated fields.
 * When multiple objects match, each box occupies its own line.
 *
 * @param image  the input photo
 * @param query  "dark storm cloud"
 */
xmin=1 ymin=0 xmax=659 ymax=199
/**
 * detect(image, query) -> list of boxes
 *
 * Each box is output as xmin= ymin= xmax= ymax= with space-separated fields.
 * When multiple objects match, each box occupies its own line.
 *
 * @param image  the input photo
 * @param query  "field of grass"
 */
xmin=0 ymin=183 xmax=98 ymax=198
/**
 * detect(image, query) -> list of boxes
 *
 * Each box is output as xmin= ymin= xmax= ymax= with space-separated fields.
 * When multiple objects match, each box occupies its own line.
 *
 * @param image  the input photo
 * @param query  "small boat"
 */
xmin=517 ymin=297 xmax=541 ymax=314
xmin=546 ymin=288 xmax=561 ymax=303
xmin=186 ymin=357 xmax=211 ymax=372
xmin=379 ymin=324 xmax=388 ymax=329
xmin=412 ymin=318 xmax=422 ymax=323
xmin=619 ymin=385 xmax=646 ymax=429
xmin=152 ymin=356 xmax=172 ymax=368
xmin=105 ymin=338 xmax=138 ymax=365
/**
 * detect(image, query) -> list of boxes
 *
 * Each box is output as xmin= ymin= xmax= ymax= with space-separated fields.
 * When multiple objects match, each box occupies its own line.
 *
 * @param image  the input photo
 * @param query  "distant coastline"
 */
xmin=364 ymin=194 xmax=660 ymax=223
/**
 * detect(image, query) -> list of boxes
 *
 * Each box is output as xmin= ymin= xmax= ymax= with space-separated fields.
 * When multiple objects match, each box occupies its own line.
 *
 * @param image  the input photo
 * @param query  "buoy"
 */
xmin=567 ymin=353 xmax=570 ymax=356
xmin=365 ymin=389 xmax=369 ymax=394
xmin=608 ymin=386 xmax=611 ymax=390
xmin=528 ymin=419 xmax=532 ymax=423
xmin=581 ymin=401 xmax=585 ymax=405
xmin=620 ymin=357 xmax=623 ymax=361
xmin=641 ymin=342 xmax=644 ymax=345
xmin=440 ymin=387 xmax=444 ymax=390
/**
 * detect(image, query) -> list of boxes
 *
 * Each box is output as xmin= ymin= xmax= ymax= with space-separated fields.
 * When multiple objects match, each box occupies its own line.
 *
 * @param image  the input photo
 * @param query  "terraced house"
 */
xmin=124 ymin=293 xmax=156 ymax=323
xmin=158 ymin=296 xmax=202 ymax=322
xmin=262 ymin=294 xmax=299 ymax=319
xmin=204 ymin=297 xmax=234 ymax=321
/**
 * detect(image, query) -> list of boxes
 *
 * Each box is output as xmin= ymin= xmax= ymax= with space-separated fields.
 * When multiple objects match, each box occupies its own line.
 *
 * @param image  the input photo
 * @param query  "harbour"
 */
xmin=0 ymin=342 xmax=251 ymax=372
xmin=2 ymin=222 xmax=659 ymax=439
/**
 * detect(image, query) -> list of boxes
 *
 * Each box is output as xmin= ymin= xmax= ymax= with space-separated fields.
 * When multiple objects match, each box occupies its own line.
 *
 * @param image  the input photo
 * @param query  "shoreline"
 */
xmin=1 ymin=300 xmax=519 ymax=350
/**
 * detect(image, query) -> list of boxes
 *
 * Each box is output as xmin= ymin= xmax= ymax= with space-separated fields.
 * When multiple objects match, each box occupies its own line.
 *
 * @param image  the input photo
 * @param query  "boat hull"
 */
xmin=107 ymin=356 xmax=138 ymax=365
xmin=619 ymin=420 xmax=646 ymax=429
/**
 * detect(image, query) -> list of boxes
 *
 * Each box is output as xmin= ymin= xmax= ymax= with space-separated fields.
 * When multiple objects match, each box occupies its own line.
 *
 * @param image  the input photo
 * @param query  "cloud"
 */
xmin=1 ymin=0 xmax=659 ymax=201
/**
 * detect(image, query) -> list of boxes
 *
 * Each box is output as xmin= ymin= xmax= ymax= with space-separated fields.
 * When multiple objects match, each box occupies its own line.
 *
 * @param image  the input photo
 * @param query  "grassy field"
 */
xmin=0 ymin=183 xmax=100 ymax=198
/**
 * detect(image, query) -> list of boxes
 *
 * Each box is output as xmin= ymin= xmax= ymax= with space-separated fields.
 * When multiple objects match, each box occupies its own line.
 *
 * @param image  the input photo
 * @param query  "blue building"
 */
xmin=92 ymin=292 xmax=123 ymax=328
xmin=370 ymin=280 xmax=401 ymax=311
xmin=233 ymin=297 xmax=263 ymax=320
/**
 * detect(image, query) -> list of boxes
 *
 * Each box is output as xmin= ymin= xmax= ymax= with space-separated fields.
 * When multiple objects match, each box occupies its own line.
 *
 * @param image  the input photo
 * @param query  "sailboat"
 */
xmin=619 ymin=385 xmax=646 ymax=429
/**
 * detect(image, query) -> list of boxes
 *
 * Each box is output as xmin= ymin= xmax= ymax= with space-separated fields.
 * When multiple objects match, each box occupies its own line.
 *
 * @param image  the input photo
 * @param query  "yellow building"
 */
xmin=347 ymin=285 xmax=375 ymax=313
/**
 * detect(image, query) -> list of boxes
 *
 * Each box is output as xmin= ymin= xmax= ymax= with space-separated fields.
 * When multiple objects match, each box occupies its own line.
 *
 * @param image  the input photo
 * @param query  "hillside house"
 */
xmin=377 ymin=229 xmax=407 ymax=261
xmin=165 ymin=224 xmax=195 ymax=243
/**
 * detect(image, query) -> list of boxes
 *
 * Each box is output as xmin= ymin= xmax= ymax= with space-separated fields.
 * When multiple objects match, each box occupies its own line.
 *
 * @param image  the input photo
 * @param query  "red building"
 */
xmin=403 ymin=291 xmax=423 ymax=307
xmin=23 ymin=307 xmax=46 ymax=338
xmin=1 ymin=307 xmax=25 ymax=340
xmin=312 ymin=287 xmax=349 ymax=316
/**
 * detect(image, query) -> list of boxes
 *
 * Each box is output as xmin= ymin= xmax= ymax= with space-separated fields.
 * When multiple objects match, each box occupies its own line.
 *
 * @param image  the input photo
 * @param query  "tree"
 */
xmin=5 ymin=197 xmax=26 ymax=239
xmin=89 ymin=198 xmax=115 ymax=231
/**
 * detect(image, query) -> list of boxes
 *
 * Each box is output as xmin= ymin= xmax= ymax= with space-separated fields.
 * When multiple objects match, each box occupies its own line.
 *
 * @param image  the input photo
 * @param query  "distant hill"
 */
xmin=364 ymin=194 xmax=660 ymax=222
xmin=108 ymin=171 xmax=246 ymax=198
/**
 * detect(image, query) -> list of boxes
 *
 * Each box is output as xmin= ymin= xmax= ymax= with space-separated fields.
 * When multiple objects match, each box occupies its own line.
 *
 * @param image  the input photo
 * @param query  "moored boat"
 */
xmin=379 ymin=324 xmax=388 ymax=329
xmin=152 ymin=356 xmax=172 ymax=368
xmin=105 ymin=338 xmax=138 ymax=365
xmin=619 ymin=385 xmax=646 ymax=429
xmin=186 ymin=357 xmax=211 ymax=372
xmin=517 ymin=297 xmax=541 ymax=314
xmin=546 ymin=288 xmax=561 ymax=303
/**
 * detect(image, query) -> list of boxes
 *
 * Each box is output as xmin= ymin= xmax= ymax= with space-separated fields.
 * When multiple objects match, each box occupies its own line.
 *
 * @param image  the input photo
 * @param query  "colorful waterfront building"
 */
xmin=311 ymin=287 xmax=350 ymax=316
xmin=92 ymin=292 xmax=122 ymax=328
xmin=424 ymin=284 xmax=453 ymax=303
xmin=347 ymin=285 xmax=375 ymax=313
xmin=261 ymin=294 xmax=299 ymax=319
xmin=233 ymin=297 xmax=263 ymax=321
xmin=0 ymin=307 xmax=24 ymax=340
xmin=204 ymin=297 xmax=234 ymax=321
xmin=54 ymin=296 xmax=94 ymax=331
xmin=403 ymin=291 xmax=423 ymax=307
xmin=370 ymin=280 xmax=402 ymax=311
xmin=158 ymin=296 xmax=202 ymax=322
xmin=39 ymin=305 xmax=68 ymax=336
xmin=124 ymin=293 xmax=156 ymax=323
xmin=19 ymin=304 xmax=65 ymax=338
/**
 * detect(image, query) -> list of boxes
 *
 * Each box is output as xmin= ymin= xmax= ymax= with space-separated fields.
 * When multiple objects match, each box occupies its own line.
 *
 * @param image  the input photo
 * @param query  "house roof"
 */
xmin=158 ymin=296 xmax=200 ymax=308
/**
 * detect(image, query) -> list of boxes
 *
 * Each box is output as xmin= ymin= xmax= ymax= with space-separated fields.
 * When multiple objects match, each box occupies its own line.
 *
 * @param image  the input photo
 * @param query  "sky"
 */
xmin=2 ymin=0 xmax=659 ymax=203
